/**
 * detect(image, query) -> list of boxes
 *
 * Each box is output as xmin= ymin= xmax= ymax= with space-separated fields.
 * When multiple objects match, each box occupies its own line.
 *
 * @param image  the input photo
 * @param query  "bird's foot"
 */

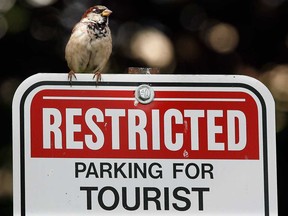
xmin=93 ymin=71 xmax=102 ymax=84
xmin=68 ymin=71 xmax=77 ymax=86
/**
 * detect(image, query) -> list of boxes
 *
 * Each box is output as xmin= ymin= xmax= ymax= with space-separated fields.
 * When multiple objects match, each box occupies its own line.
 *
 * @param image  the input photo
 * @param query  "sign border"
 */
xmin=13 ymin=74 xmax=276 ymax=215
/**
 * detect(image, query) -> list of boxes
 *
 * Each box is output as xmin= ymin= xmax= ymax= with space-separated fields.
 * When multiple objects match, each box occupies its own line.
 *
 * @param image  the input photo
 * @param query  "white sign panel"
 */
xmin=12 ymin=73 xmax=278 ymax=215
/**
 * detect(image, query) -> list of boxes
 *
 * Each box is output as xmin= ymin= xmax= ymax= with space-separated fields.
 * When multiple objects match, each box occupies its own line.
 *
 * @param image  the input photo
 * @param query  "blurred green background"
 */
xmin=1 ymin=0 xmax=288 ymax=215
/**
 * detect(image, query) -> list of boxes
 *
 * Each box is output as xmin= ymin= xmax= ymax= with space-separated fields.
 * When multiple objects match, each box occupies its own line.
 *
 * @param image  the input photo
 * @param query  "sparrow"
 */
xmin=65 ymin=5 xmax=112 ymax=83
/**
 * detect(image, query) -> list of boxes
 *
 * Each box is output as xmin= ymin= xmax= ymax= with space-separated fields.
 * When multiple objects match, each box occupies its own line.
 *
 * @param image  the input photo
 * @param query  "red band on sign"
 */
xmin=30 ymin=89 xmax=259 ymax=159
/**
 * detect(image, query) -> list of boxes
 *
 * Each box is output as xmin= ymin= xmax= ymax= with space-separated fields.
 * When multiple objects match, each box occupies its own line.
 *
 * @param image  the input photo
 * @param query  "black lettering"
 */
xmin=185 ymin=163 xmax=200 ymax=179
xmin=173 ymin=163 xmax=184 ymax=178
xmin=143 ymin=187 xmax=161 ymax=210
xmin=114 ymin=163 xmax=127 ymax=178
xmin=164 ymin=187 xmax=169 ymax=210
xmin=128 ymin=163 xmax=133 ymax=178
xmin=192 ymin=187 xmax=210 ymax=210
xmin=172 ymin=187 xmax=191 ymax=211
xmin=75 ymin=162 xmax=86 ymax=178
xmin=100 ymin=163 xmax=112 ymax=178
xmin=80 ymin=186 xmax=98 ymax=210
xmin=201 ymin=163 xmax=214 ymax=179
xmin=134 ymin=163 xmax=147 ymax=178
xmin=86 ymin=163 xmax=99 ymax=178
xmin=98 ymin=186 xmax=119 ymax=210
xmin=149 ymin=163 xmax=162 ymax=179
xmin=122 ymin=187 xmax=140 ymax=210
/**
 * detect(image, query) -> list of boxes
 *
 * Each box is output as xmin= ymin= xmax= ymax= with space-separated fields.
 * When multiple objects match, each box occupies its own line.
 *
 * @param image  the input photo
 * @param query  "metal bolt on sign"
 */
xmin=135 ymin=84 xmax=155 ymax=104
xmin=129 ymin=67 xmax=158 ymax=105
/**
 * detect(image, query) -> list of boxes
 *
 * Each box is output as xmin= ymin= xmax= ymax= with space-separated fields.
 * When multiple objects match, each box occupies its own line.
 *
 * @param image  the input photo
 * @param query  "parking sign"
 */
xmin=13 ymin=73 xmax=278 ymax=215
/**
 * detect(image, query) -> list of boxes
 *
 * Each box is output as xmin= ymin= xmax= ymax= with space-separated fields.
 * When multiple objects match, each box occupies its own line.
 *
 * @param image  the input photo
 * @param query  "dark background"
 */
xmin=1 ymin=0 xmax=288 ymax=215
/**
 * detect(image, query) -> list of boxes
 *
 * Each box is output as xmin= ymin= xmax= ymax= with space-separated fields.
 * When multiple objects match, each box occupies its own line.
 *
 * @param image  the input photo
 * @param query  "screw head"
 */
xmin=135 ymin=84 xmax=154 ymax=104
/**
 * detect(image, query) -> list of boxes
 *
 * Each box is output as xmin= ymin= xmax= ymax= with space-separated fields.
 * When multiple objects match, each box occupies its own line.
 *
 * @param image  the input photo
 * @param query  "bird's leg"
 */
xmin=93 ymin=71 xmax=102 ymax=83
xmin=68 ymin=70 xmax=77 ymax=85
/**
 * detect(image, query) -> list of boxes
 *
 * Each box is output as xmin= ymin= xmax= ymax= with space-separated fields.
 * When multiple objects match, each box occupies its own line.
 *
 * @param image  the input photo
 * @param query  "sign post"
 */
xmin=13 ymin=73 xmax=278 ymax=215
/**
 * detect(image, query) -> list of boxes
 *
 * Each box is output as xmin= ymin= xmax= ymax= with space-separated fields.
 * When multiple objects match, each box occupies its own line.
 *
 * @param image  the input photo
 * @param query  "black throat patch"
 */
xmin=87 ymin=19 xmax=108 ymax=39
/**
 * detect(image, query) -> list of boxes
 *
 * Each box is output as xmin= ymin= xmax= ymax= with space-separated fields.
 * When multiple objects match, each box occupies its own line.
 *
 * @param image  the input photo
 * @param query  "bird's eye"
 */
xmin=92 ymin=7 xmax=102 ymax=14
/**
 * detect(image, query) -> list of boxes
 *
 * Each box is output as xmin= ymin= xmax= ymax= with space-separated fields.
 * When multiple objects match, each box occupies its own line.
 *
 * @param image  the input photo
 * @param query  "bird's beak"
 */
xmin=102 ymin=9 xmax=112 ymax=17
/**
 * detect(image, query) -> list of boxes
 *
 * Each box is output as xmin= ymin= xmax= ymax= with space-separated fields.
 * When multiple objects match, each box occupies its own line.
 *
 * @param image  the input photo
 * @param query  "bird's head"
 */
xmin=82 ymin=5 xmax=112 ymax=27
